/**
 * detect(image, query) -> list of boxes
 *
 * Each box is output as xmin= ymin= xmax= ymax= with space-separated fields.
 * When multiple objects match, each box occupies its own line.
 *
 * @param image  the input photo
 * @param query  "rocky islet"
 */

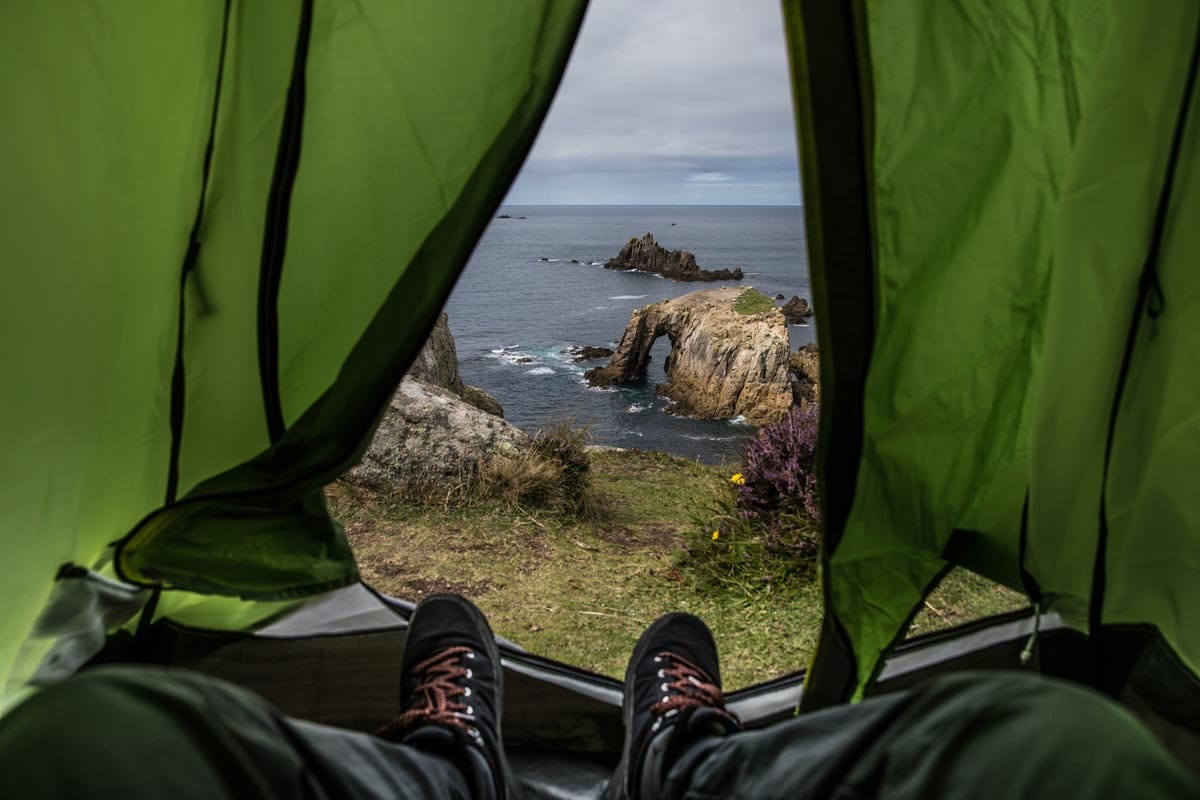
xmin=603 ymin=232 xmax=744 ymax=281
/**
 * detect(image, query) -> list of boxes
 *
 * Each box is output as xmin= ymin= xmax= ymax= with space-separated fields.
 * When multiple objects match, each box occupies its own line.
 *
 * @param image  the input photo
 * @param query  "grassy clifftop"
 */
xmin=733 ymin=287 xmax=776 ymax=315
xmin=332 ymin=449 xmax=1021 ymax=689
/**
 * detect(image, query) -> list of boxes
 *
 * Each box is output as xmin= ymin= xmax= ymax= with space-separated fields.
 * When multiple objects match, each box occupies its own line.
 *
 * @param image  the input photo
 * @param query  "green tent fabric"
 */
xmin=3 ymin=0 xmax=1199 ymax=728
xmin=0 ymin=0 xmax=587 ymax=706
xmin=787 ymin=0 xmax=1200 ymax=703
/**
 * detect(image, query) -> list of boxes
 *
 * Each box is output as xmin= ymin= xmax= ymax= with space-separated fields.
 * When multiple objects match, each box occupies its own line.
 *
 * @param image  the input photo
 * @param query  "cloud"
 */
xmin=505 ymin=0 xmax=802 ymax=205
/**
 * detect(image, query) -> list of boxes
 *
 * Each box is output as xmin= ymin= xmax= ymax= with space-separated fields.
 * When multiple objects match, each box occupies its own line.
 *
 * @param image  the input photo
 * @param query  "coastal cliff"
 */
xmin=605 ymin=233 xmax=744 ymax=281
xmin=407 ymin=312 xmax=504 ymax=417
xmin=789 ymin=343 xmax=820 ymax=410
xmin=350 ymin=313 xmax=515 ymax=487
xmin=586 ymin=287 xmax=791 ymax=425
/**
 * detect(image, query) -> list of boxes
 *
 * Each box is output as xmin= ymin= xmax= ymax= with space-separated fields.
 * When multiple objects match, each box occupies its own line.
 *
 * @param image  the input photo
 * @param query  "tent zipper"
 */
xmin=165 ymin=0 xmax=233 ymax=504
xmin=257 ymin=0 xmax=314 ymax=444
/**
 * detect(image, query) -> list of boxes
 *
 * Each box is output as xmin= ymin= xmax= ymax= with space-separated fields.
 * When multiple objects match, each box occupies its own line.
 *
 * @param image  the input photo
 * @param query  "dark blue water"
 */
xmin=444 ymin=205 xmax=812 ymax=463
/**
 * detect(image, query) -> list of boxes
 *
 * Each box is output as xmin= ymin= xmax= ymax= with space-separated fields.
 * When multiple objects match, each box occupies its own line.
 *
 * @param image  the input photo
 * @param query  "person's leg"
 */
xmin=0 ymin=593 xmax=515 ymax=800
xmin=606 ymin=612 xmax=1199 ymax=800
xmin=0 ymin=665 xmax=470 ymax=800
xmin=662 ymin=671 xmax=1199 ymax=800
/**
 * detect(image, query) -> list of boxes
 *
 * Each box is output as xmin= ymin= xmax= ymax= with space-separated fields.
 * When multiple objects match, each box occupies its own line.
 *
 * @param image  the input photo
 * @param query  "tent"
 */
xmin=2 ymin=0 xmax=1197 ymax=795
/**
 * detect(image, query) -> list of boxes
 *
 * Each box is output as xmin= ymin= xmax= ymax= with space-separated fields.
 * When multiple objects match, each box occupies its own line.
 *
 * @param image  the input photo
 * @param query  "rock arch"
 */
xmin=585 ymin=287 xmax=791 ymax=425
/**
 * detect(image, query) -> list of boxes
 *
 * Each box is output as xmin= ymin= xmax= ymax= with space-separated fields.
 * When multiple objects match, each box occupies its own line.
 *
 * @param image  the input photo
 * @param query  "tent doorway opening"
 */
xmin=335 ymin=0 xmax=1022 ymax=689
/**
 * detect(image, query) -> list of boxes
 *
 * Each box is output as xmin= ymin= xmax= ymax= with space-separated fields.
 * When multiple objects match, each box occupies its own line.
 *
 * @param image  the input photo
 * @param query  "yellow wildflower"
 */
xmin=711 ymin=530 xmax=720 ymax=540
xmin=730 ymin=472 xmax=745 ymax=485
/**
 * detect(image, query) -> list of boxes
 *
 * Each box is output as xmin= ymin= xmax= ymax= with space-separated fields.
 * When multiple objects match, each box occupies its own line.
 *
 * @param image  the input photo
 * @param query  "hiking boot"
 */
xmin=607 ymin=612 xmax=741 ymax=800
xmin=377 ymin=594 xmax=512 ymax=800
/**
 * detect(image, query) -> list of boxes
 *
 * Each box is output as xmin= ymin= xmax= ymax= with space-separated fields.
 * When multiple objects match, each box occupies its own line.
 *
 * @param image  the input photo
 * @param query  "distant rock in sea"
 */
xmin=570 ymin=345 xmax=615 ymax=362
xmin=604 ymin=233 xmax=744 ymax=282
xmin=780 ymin=295 xmax=814 ymax=324
xmin=585 ymin=286 xmax=790 ymax=425
xmin=497 ymin=214 xmax=512 ymax=219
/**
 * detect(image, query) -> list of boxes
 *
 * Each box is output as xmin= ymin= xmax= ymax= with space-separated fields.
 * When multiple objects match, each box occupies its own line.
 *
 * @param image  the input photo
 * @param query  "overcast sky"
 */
xmin=504 ymin=0 xmax=802 ymax=206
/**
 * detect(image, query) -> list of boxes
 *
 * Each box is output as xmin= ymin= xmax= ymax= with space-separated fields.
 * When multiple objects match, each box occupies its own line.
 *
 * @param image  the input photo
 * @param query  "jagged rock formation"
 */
xmin=789 ymin=344 xmax=820 ymax=410
xmin=780 ymin=295 xmax=814 ymax=324
xmin=349 ymin=315 xmax=515 ymax=487
xmin=348 ymin=380 xmax=527 ymax=489
xmin=605 ymin=233 xmax=744 ymax=282
xmin=585 ymin=287 xmax=791 ymax=425
xmin=407 ymin=312 xmax=504 ymax=417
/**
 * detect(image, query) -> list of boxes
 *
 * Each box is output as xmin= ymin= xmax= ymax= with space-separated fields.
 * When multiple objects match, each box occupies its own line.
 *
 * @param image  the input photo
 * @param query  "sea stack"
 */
xmin=604 ymin=233 xmax=744 ymax=281
xmin=780 ymin=295 xmax=814 ymax=324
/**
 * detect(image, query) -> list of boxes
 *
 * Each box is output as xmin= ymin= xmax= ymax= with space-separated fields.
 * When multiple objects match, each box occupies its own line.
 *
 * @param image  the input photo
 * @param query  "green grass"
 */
xmin=332 ymin=449 xmax=1024 ymax=689
xmin=733 ymin=288 xmax=776 ymax=315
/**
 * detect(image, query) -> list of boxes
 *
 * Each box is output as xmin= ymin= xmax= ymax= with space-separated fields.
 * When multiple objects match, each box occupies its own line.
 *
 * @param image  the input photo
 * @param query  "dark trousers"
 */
xmin=662 ymin=672 xmax=1198 ymax=800
xmin=1 ymin=666 xmax=1195 ymax=799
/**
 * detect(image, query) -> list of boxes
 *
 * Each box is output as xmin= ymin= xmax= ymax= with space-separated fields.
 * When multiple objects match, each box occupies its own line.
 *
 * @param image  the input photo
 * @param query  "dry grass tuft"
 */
xmin=481 ymin=422 xmax=607 ymax=519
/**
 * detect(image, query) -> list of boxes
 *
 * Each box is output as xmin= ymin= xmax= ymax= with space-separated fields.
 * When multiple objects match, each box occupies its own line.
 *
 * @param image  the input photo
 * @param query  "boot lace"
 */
xmin=378 ymin=645 xmax=478 ymax=741
xmin=651 ymin=651 xmax=733 ymax=723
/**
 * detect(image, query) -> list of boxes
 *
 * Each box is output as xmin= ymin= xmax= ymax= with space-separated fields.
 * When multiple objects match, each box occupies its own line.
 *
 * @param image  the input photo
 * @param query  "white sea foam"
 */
xmin=609 ymin=295 xmax=648 ymax=300
xmin=682 ymin=434 xmax=740 ymax=442
xmin=526 ymin=367 xmax=554 ymax=376
xmin=553 ymin=352 xmax=589 ymax=371
xmin=728 ymin=415 xmax=751 ymax=426
xmin=486 ymin=346 xmax=540 ymax=367
xmin=625 ymin=404 xmax=649 ymax=414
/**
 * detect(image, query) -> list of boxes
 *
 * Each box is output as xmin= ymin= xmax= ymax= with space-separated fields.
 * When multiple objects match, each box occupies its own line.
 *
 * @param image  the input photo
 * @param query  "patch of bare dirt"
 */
xmin=394 ymin=576 xmax=495 ymax=600
xmin=591 ymin=522 xmax=680 ymax=549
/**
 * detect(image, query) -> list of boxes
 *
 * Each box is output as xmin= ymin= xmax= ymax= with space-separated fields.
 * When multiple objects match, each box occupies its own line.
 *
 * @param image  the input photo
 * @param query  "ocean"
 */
xmin=444 ymin=205 xmax=813 ymax=464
